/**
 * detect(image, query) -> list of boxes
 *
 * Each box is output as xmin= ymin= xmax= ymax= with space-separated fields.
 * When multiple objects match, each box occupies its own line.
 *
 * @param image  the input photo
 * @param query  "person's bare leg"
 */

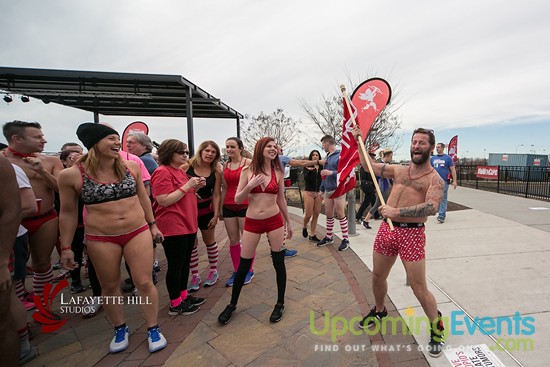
xmin=372 ymin=251 xmax=398 ymax=311
xmin=86 ymin=242 xmax=124 ymax=326
xmin=402 ymin=259 xmax=438 ymax=321
xmin=124 ymin=231 xmax=158 ymax=328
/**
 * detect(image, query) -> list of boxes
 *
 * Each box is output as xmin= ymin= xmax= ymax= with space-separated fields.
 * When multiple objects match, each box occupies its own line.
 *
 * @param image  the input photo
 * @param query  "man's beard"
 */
xmin=410 ymin=149 xmax=430 ymax=164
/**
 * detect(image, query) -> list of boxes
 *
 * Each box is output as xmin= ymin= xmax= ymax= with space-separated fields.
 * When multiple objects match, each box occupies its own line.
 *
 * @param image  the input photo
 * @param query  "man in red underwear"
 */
xmin=353 ymin=126 xmax=446 ymax=358
xmin=2 ymin=121 xmax=64 ymax=301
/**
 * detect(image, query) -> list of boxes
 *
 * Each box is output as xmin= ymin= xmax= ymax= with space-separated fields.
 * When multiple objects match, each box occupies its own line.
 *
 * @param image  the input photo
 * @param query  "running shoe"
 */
xmin=225 ymin=272 xmax=236 ymax=287
xmin=338 ymin=239 xmax=350 ymax=251
xmin=218 ymin=304 xmax=236 ymax=325
xmin=308 ymin=235 xmax=321 ymax=242
xmin=284 ymin=248 xmax=298 ymax=258
xmin=147 ymin=326 xmax=167 ymax=353
xmin=244 ymin=270 xmax=254 ymax=285
xmin=82 ymin=297 xmax=102 ymax=318
xmin=427 ymin=311 xmax=445 ymax=358
xmin=187 ymin=274 xmax=201 ymax=292
xmin=358 ymin=306 xmax=388 ymax=329
xmin=316 ymin=236 xmax=334 ymax=247
xmin=109 ymin=325 xmax=129 ymax=353
xmin=185 ymin=294 xmax=206 ymax=306
xmin=269 ymin=303 xmax=285 ymax=323
xmin=204 ymin=269 xmax=219 ymax=287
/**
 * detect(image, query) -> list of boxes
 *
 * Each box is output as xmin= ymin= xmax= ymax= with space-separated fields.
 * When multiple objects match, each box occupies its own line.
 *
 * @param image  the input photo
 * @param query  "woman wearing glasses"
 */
xmin=186 ymin=141 xmax=222 ymax=291
xmin=150 ymin=140 xmax=206 ymax=317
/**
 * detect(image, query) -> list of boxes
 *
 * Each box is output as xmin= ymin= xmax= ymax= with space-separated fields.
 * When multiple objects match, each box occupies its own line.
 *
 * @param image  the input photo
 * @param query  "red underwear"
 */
xmin=21 ymin=208 xmax=58 ymax=235
xmin=85 ymin=224 xmax=149 ymax=247
xmin=373 ymin=221 xmax=426 ymax=262
xmin=244 ymin=212 xmax=284 ymax=234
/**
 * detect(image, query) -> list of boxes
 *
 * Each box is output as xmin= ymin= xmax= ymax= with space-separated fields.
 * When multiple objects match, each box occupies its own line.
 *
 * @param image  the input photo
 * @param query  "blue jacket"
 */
xmin=320 ymin=149 xmax=340 ymax=192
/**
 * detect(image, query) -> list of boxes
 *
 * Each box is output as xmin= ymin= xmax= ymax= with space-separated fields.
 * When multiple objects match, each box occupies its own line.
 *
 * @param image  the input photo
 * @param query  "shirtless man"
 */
xmin=2 ymin=121 xmax=64 ymax=299
xmin=353 ymin=126 xmax=446 ymax=358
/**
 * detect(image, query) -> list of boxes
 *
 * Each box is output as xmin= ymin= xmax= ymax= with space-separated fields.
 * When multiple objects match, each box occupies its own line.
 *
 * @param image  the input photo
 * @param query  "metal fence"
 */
xmin=456 ymin=165 xmax=550 ymax=201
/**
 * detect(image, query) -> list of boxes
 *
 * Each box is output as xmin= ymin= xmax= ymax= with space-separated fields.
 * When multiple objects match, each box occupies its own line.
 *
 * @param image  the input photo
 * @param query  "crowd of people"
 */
xmin=0 ymin=119 xmax=453 ymax=364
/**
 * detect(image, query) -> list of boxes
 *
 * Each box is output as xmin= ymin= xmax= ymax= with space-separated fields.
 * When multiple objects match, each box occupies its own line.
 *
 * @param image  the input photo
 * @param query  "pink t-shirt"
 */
xmin=151 ymin=165 xmax=198 ymax=236
xmin=119 ymin=151 xmax=151 ymax=182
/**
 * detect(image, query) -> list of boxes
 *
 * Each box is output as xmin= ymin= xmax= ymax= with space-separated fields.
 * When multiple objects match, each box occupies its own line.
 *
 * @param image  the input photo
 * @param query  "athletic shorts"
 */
xmin=223 ymin=204 xmax=248 ymax=218
xmin=244 ymin=212 xmax=284 ymax=234
xmin=198 ymin=211 xmax=215 ymax=231
xmin=373 ymin=220 xmax=426 ymax=262
xmin=323 ymin=190 xmax=346 ymax=201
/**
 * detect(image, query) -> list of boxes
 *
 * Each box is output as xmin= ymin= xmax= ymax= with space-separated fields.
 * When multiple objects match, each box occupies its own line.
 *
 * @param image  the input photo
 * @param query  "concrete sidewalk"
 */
xmin=347 ymin=186 xmax=550 ymax=367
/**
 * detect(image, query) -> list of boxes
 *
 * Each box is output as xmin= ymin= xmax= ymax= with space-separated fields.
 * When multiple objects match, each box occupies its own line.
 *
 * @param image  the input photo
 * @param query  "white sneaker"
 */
xmin=109 ymin=325 xmax=129 ymax=353
xmin=147 ymin=326 xmax=167 ymax=353
xmin=82 ymin=296 xmax=102 ymax=318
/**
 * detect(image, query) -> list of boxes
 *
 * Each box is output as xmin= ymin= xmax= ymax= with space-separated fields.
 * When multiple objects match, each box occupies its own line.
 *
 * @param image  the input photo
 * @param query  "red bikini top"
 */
xmin=250 ymin=169 xmax=279 ymax=195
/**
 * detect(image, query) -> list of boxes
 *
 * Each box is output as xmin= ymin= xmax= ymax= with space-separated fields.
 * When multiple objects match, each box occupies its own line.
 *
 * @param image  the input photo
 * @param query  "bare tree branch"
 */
xmin=242 ymin=108 xmax=302 ymax=155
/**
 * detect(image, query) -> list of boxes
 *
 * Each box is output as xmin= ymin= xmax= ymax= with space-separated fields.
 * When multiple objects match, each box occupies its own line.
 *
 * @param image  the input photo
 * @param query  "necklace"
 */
xmin=6 ymin=147 xmax=36 ymax=158
xmin=408 ymin=165 xmax=434 ymax=181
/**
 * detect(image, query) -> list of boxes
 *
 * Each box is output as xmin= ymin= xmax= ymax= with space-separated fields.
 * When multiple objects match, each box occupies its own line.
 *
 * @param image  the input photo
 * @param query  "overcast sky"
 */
xmin=1 ymin=1 xmax=549 ymax=160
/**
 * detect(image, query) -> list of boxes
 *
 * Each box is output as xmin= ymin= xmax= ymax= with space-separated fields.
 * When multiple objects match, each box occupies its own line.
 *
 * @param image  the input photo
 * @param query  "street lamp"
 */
xmin=530 ymin=144 xmax=535 ymax=154
xmin=515 ymin=144 xmax=523 ymax=153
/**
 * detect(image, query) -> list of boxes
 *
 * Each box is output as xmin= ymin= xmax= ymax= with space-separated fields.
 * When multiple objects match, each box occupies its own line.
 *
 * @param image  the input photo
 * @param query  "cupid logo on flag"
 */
xmin=351 ymin=78 xmax=392 ymax=141
xmin=329 ymin=79 xmax=391 ymax=199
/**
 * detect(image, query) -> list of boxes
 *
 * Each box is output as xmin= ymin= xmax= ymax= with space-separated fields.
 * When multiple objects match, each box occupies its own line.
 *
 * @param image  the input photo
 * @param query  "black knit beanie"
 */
xmin=76 ymin=123 xmax=119 ymax=150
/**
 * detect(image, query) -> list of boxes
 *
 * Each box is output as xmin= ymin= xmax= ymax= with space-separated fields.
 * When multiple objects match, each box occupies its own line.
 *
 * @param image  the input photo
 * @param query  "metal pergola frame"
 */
xmin=0 ymin=66 xmax=243 ymax=153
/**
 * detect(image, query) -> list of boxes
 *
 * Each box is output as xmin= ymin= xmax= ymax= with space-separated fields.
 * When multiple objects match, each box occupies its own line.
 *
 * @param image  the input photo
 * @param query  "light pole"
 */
xmin=530 ymin=144 xmax=535 ymax=154
xmin=515 ymin=144 xmax=523 ymax=153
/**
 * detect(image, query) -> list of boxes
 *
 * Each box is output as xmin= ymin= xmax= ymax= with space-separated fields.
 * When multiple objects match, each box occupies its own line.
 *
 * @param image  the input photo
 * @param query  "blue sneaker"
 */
xmin=284 ymin=248 xmax=298 ymax=258
xmin=147 ymin=326 xmax=167 ymax=353
xmin=244 ymin=270 xmax=254 ymax=285
xmin=109 ymin=325 xmax=129 ymax=353
xmin=225 ymin=272 xmax=236 ymax=287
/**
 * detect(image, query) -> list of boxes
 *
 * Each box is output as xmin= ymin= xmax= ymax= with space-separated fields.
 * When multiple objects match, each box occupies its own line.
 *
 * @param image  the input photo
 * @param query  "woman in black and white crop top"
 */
xmin=58 ymin=123 xmax=168 ymax=354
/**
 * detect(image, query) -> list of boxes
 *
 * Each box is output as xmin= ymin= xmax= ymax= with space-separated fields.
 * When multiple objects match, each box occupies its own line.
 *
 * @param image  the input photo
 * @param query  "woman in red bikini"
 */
xmin=58 ymin=123 xmax=167 ymax=354
xmin=221 ymin=137 xmax=254 ymax=287
xmin=218 ymin=137 xmax=293 ymax=325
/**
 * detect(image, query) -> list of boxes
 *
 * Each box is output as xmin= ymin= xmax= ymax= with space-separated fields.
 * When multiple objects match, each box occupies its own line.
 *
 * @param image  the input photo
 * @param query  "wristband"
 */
xmin=178 ymin=187 xmax=187 ymax=194
xmin=148 ymin=221 xmax=156 ymax=227
xmin=60 ymin=247 xmax=72 ymax=252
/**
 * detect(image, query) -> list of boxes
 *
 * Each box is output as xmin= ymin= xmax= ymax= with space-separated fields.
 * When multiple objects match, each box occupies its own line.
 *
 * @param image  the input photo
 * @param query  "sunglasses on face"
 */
xmin=176 ymin=150 xmax=189 ymax=155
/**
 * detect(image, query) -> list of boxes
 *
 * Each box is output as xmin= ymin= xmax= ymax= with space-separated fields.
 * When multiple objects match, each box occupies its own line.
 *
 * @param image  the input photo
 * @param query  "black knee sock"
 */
xmin=271 ymin=250 xmax=286 ymax=305
xmin=230 ymin=257 xmax=253 ymax=306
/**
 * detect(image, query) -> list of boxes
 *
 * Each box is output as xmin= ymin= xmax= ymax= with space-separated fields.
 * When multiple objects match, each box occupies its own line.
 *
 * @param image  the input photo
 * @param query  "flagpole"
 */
xmin=340 ymin=85 xmax=394 ymax=231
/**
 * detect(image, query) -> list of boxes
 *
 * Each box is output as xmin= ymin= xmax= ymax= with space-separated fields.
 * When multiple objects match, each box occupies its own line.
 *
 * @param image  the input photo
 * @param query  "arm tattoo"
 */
xmin=399 ymin=203 xmax=437 ymax=217
xmin=380 ymin=163 xmax=387 ymax=178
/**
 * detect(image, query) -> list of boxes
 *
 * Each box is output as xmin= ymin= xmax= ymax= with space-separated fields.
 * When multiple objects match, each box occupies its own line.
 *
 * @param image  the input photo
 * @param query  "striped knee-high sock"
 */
xmin=339 ymin=217 xmax=349 ymax=239
xmin=33 ymin=268 xmax=53 ymax=297
xmin=14 ymin=279 xmax=27 ymax=300
xmin=189 ymin=246 xmax=199 ymax=277
xmin=326 ymin=217 xmax=335 ymax=238
xmin=206 ymin=242 xmax=218 ymax=271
